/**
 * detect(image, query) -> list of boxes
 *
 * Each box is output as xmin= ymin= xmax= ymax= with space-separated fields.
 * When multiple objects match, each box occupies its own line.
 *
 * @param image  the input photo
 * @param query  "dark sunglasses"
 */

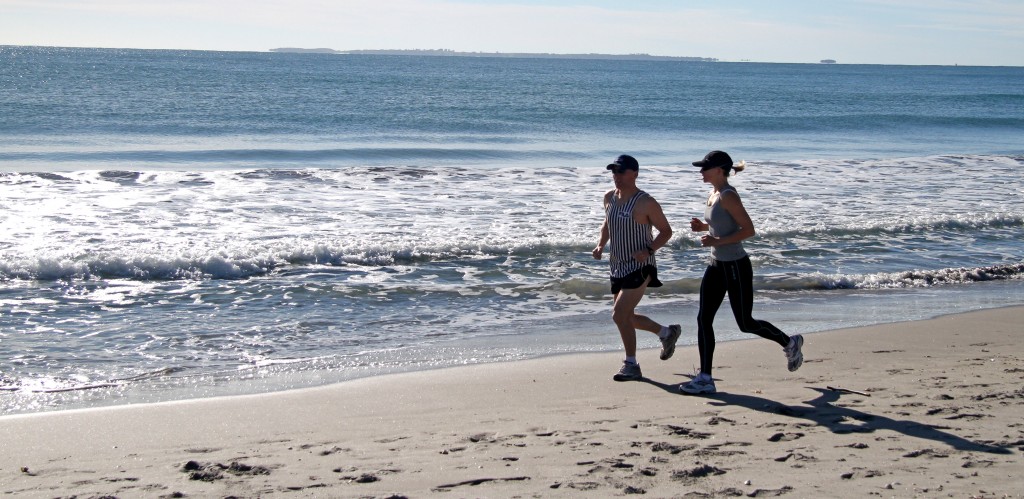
xmin=610 ymin=168 xmax=631 ymax=175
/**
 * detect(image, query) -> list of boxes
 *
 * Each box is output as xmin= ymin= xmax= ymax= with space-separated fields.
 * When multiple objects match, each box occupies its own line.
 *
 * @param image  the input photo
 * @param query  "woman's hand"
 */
xmin=690 ymin=217 xmax=706 ymax=232
xmin=700 ymin=235 xmax=718 ymax=247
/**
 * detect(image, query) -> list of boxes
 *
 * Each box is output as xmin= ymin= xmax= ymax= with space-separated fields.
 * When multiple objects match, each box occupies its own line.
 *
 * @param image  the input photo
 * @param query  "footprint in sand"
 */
xmin=767 ymin=432 xmax=804 ymax=442
xmin=182 ymin=461 xmax=271 ymax=482
xmin=902 ymin=448 xmax=950 ymax=458
xmin=671 ymin=463 xmax=726 ymax=483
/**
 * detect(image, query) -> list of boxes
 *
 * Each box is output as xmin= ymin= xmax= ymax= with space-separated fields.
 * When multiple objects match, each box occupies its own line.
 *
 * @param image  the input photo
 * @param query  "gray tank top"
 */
xmin=607 ymin=190 xmax=655 ymax=278
xmin=704 ymin=187 xmax=747 ymax=261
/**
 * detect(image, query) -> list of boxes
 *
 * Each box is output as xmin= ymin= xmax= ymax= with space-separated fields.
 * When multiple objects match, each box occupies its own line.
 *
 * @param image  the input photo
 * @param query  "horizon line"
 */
xmin=1 ymin=44 xmax=1017 ymax=68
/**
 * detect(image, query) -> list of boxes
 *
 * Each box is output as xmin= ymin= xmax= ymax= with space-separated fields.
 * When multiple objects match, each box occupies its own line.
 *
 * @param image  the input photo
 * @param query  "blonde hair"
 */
xmin=729 ymin=160 xmax=746 ymax=175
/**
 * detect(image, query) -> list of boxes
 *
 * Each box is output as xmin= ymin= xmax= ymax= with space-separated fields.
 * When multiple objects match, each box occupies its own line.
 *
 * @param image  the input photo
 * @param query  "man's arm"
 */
xmin=634 ymin=196 xmax=672 ymax=262
xmin=593 ymin=191 xmax=613 ymax=260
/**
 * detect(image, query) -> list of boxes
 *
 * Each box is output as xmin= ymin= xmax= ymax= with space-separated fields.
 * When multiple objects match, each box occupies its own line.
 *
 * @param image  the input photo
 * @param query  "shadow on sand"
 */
xmin=639 ymin=377 xmax=1013 ymax=455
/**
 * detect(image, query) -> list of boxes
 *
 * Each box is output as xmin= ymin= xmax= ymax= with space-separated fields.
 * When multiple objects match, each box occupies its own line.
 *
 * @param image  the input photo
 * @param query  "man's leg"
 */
xmin=631 ymin=313 xmax=662 ymax=335
xmin=612 ymin=279 xmax=650 ymax=357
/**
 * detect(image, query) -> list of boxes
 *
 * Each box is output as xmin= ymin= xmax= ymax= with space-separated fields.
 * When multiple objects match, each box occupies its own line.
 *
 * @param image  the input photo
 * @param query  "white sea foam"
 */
xmin=2 ymin=157 xmax=1023 ymax=414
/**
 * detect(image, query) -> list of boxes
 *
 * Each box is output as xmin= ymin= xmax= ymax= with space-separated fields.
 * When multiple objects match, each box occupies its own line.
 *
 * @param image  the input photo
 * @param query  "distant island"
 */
xmin=270 ymin=48 xmax=718 ymax=62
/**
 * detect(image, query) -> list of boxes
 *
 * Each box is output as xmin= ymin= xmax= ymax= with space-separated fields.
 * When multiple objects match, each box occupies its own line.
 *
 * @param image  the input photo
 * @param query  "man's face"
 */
xmin=611 ymin=168 xmax=635 ymax=188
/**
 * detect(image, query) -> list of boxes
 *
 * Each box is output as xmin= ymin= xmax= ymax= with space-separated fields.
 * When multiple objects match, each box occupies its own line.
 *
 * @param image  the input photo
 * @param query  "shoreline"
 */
xmin=8 ymin=280 xmax=1024 ymax=418
xmin=2 ymin=306 xmax=1022 ymax=497
xmin=6 ymin=280 xmax=1024 ymax=417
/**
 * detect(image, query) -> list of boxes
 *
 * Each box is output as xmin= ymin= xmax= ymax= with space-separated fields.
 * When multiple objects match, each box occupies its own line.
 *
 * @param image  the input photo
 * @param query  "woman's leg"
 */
xmin=697 ymin=263 xmax=727 ymax=375
xmin=723 ymin=257 xmax=789 ymax=348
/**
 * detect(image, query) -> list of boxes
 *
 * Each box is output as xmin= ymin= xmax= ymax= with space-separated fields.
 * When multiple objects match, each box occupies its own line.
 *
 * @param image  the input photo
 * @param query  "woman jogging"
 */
xmin=680 ymin=150 xmax=804 ymax=395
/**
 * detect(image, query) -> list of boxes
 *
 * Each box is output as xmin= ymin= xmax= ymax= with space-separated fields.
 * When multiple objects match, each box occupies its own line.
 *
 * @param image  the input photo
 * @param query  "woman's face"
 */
xmin=700 ymin=166 xmax=722 ymax=183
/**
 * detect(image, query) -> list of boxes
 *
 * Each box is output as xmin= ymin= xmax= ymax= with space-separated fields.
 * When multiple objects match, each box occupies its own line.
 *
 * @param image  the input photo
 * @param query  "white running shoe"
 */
xmin=785 ymin=334 xmax=804 ymax=372
xmin=679 ymin=373 xmax=716 ymax=395
xmin=613 ymin=361 xmax=643 ymax=382
xmin=660 ymin=324 xmax=682 ymax=360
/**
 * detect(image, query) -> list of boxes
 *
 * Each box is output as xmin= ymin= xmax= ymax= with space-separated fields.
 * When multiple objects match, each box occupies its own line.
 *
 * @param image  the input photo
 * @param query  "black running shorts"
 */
xmin=610 ymin=265 xmax=663 ymax=295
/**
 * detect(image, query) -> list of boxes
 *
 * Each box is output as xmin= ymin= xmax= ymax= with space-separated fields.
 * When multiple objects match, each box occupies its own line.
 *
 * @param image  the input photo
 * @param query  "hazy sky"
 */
xmin=2 ymin=0 xmax=1022 ymax=65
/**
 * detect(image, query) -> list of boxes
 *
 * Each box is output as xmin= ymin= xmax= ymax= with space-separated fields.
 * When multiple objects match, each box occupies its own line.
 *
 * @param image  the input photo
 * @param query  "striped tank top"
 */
xmin=607 ymin=190 xmax=655 ymax=278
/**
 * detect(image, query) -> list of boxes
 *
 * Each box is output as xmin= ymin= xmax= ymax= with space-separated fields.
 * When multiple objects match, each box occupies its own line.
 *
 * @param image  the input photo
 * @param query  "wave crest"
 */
xmin=827 ymin=263 xmax=1024 ymax=289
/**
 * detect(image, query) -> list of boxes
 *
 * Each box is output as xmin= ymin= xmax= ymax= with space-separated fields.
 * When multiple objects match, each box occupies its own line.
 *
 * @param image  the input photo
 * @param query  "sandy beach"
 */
xmin=2 ymin=306 xmax=1022 ymax=498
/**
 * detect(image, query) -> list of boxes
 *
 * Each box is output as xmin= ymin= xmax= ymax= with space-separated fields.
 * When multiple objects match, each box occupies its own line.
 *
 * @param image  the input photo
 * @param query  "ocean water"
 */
xmin=1 ymin=46 xmax=1023 ymax=415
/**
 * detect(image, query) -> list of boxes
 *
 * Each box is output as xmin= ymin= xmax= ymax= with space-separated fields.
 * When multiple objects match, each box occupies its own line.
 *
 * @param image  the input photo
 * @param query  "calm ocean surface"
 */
xmin=1 ymin=46 xmax=1023 ymax=415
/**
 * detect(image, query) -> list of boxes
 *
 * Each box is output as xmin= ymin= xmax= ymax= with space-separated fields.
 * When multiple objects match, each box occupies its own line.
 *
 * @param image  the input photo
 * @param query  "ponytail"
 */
xmin=727 ymin=160 xmax=746 ymax=176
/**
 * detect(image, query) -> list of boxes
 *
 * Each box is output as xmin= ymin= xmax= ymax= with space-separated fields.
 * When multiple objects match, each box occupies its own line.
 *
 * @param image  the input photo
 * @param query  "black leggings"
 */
xmin=697 ymin=256 xmax=789 ymax=376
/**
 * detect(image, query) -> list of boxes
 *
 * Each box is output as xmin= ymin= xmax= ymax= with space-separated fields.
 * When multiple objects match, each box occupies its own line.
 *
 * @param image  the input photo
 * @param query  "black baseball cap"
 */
xmin=692 ymin=150 xmax=733 ymax=170
xmin=606 ymin=154 xmax=639 ymax=171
